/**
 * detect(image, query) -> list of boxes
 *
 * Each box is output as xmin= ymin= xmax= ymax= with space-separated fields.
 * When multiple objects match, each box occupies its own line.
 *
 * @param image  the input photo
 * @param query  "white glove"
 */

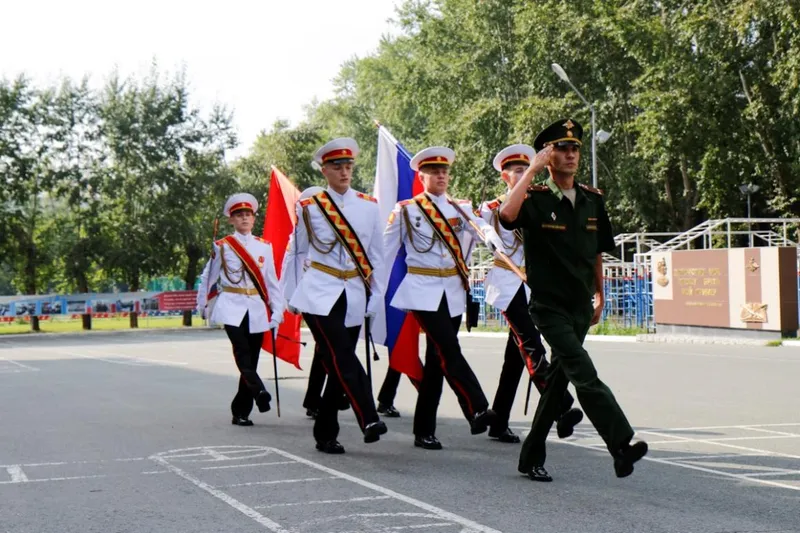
xmin=269 ymin=310 xmax=284 ymax=330
xmin=483 ymin=227 xmax=507 ymax=254
xmin=365 ymin=298 xmax=381 ymax=319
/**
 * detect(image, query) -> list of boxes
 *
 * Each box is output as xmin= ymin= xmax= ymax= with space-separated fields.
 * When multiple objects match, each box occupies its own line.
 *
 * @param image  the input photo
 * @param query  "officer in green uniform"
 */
xmin=499 ymin=118 xmax=648 ymax=482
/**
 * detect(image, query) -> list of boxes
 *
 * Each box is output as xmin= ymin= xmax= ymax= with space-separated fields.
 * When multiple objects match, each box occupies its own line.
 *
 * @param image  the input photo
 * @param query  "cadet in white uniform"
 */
xmin=282 ymin=138 xmax=388 ymax=454
xmin=285 ymin=186 xmax=351 ymax=420
xmin=382 ymin=146 xmax=506 ymax=450
xmin=480 ymin=144 xmax=584 ymax=443
xmin=196 ymin=193 xmax=285 ymax=426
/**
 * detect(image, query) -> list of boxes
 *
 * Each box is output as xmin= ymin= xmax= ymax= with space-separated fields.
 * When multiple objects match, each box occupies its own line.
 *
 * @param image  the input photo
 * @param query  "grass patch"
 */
xmin=0 ymin=316 xmax=203 ymax=335
xmin=461 ymin=321 xmax=646 ymax=336
xmin=589 ymin=321 xmax=647 ymax=336
xmin=765 ymin=340 xmax=783 ymax=347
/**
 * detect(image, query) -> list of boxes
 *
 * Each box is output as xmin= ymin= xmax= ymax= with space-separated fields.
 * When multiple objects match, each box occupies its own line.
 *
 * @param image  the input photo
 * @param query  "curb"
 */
xmin=297 ymin=327 xmax=636 ymax=343
xmin=0 ymin=326 xmax=218 ymax=340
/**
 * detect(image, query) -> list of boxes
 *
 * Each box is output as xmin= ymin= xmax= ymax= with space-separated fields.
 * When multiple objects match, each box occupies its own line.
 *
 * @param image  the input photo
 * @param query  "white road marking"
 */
xmin=637 ymin=430 xmax=800 ymax=460
xmin=0 ymin=461 xmax=69 ymax=468
xmin=269 ymin=448 xmax=502 ymax=533
xmin=0 ymin=358 xmax=39 ymax=372
xmin=255 ymin=496 xmax=392 ymax=509
xmin=554 ymin=436 xmax=800 ymax=492
xmin=741 ymin=426 xmax=800 ymax=437
xmin=612 ymin=348 xmax=800 ymax=363
xmin=6 ymin=466 xmax=28 ymax=483
xmin=656 ymin=453 xmax=768 ymax=461
xmin=222 ymin=476 xmax=336 ymax=488
xmin=639 ymin=422 xmax=800 ymax=432
xmin=149 ymin=454 xmax=290 ymax=533
xmin=0 ymin=474 xmax=106 ymax=485
xmin=204 ymin=448 xmax=231 ymax=461
xmin=59 ymin=350 xmax=153 ymax=366
xmin=742 ymin=470 xmax=800 ymax=478
xmin=201 ymin=461 xmax=296 ymax=470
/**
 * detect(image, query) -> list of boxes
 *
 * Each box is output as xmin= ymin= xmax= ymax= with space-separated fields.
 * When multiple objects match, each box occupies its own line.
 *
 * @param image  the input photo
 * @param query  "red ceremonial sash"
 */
xmin=311 ymin=191 xmax=374 ymax=292
xmin=413 ymin=194 xmax=470 ymax=289
xmin=220 ymin=235 xmax=271 ymax=321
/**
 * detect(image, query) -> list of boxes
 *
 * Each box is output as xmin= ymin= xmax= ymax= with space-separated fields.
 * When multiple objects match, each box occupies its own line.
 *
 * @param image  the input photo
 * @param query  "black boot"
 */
xmin=488 ymin=427 xmax=520 ymax=443
xmin=414 ymin=435 xmax=443 ymax=450
xmin=363 ymin=421 xmax=388 ymax=443
xmin=614 ymin=440 xmax=648 ymax=478
xmin=231 ymin=415 xmax=253 ymax=426
xmin=556 ymin=408 xmax=584 ymax=438
xmin=316 ymin=440 xmax=345 ymax=454
xmin=255 ymin=390 xmax=271 ymax=413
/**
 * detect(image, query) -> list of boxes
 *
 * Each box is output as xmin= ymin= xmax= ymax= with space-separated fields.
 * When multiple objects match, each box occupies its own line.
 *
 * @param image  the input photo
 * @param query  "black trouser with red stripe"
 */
xmin=491 ymin=286 xmax=575 ymax=433
xmin=412 ymin=295 xmax=489 ymax=437
xmin=303 ymin=293 xmax=379 ymax=443
xmin=303 ymin=345 xmax=326 ymax=412
xmin=224 ymin=312 xmax=267 ymax=418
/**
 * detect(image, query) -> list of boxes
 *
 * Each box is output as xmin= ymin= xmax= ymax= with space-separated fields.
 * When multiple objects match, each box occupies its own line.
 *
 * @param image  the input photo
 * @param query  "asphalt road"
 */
xmin=1 ymin=328 xmax=798 ymax=533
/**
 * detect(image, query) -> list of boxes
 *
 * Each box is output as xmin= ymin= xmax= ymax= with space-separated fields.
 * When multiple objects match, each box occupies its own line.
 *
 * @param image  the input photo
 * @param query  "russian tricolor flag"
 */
xmin=371 ymin=125 xmax=424 ymax=382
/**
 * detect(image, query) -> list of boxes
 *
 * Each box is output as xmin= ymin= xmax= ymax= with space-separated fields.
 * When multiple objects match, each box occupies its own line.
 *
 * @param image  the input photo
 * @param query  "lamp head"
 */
xmin=596 ymin=130 xmax=612 ymax=144
xmin=551 ymin=63 xmax=570 ymax=83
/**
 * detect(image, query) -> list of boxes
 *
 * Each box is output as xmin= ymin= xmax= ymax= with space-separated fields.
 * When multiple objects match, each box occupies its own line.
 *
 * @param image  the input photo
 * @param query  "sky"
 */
xmin=1 ymin=0 xmax=403 ymax=159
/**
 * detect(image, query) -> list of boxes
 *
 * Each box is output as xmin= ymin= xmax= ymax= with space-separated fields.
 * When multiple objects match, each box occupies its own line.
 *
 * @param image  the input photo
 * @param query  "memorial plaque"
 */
xmin=653 ymin=247 xmax=798 ymax=334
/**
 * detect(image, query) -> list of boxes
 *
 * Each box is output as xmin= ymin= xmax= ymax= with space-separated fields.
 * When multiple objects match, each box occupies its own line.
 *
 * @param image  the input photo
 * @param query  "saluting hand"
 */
xmin=530 ymin=145 xmax=553 ymax=175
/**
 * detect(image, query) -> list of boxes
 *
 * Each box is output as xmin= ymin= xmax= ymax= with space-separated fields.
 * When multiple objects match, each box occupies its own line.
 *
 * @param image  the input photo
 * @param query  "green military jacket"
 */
xmin=500 ymin=177 xmax=615 ymax=309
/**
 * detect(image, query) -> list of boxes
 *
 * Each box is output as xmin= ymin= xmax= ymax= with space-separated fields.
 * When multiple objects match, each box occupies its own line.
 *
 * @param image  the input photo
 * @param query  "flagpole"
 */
xmin=446 ymin=195 xmax=527 ymax=283
xmin=271 ymin=328 xmax=281 ymax=418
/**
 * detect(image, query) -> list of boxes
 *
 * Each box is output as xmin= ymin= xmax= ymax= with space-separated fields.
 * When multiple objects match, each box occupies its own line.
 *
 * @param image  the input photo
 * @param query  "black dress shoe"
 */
xmin=488 ymin=427 xmax=521 ymax=443
xmin=414 ymin=435 xmax=443 ymax=450
xmin=614 ymin=440 xmax=648 ymax=478
xmin=305 ymin=408 xmax=318 ymax=419
xmin=363 ymin=421 xmax=388 ymax=443
xmin=315 ymin=440 xmax=345 ymax=454
xmin=377 ymin=403 xmax=401 ymax=417
xmin=255 ymin=390 xmax=271 ymax=413
xmin=231 ymin=415 xmax=254 ymax=426
xmin=470 ymin=409 xmax=497 ymax=435
xmin=556 ymin=408 xmax=584 ymax=439
xmin=526 ymin=466 xmax=553 ymax=482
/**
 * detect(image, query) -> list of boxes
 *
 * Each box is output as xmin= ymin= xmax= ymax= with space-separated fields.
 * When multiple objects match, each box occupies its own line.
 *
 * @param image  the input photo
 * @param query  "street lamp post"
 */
xmin=739 ymin=183 xmax=760 ymax=247
xmin=551 ymin=63 xmax=598 ymax=189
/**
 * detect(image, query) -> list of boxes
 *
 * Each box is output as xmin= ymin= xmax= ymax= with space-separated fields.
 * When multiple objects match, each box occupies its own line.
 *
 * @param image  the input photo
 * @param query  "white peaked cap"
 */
xmin=409 ymin=146 xmax=456 ymax=171
xmin=493 ymin=143 xmax=536 ymax=172
xmin=224 ymin=193 xmax=258 ymax=217
xmin=313 ymin=137 xmax=360 ymax=165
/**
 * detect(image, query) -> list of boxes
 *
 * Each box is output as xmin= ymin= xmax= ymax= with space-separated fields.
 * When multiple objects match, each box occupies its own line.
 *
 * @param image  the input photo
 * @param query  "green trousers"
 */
xmin=518 ymin=301 xmax=634 ymax=470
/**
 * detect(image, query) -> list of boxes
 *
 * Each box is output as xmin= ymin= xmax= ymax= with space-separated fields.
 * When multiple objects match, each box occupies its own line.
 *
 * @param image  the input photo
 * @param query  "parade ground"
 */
xmin=1 ymin=329 xmax=798 ymax=533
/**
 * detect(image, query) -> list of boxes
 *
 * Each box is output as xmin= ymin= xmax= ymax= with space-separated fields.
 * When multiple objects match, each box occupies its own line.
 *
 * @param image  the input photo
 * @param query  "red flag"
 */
xmin=261 ymin=166 xmax=303 ymax=369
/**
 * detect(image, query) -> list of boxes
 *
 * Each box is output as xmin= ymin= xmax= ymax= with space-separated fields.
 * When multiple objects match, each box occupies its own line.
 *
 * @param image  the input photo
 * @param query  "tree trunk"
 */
xmin=129 ymin=271 xmax=139 ymax=329
xmin=679 ymin=155 xmax=698 ymax=232
xmin=24 ymin=234 xmax=39 ymax=332
xmin=183 ymin=245 xmax=203 ymax=328
xmin=78 ymin=275 xmax=91 ymax=330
